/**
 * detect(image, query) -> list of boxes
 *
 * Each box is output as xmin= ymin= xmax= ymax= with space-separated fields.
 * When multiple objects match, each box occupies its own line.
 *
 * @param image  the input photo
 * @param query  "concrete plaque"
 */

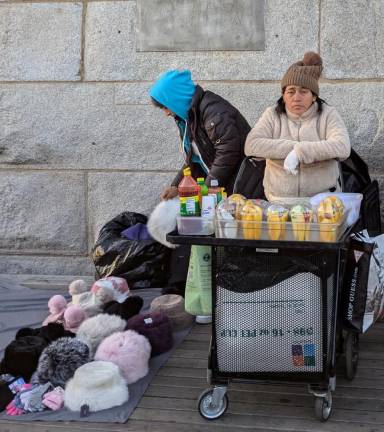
xmin=137 ymin=0 xmax=265 ymax=51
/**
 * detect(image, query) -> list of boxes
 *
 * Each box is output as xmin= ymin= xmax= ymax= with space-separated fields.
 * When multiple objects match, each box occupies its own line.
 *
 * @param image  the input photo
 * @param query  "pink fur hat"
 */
xmin=42 ymin=295 xmax=67 ymax=326
xmin=94 ymin=330 xmax=151 ymax=384
xmin=64 ymin=305 xmax=87 ymax=333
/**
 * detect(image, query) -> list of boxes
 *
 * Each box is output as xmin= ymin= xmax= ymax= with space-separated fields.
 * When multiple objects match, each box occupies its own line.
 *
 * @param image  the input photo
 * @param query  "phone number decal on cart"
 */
xmin=220 ymin=327 xmax=314 ymax=338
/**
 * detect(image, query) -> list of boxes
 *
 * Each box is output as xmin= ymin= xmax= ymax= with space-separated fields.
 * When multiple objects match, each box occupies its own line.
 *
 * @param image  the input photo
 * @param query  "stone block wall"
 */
xmin=0 ymin=0 xmax=383 ymax=276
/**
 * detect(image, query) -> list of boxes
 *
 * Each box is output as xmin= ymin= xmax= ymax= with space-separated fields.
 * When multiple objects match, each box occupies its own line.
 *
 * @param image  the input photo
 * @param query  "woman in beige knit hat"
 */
xmin=245 ymin=52 xmax=351 ymax=201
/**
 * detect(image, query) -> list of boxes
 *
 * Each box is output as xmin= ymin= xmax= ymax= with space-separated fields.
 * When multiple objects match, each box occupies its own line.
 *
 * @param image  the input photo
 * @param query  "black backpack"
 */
xmin=234 ymin=149 xmax=371 ymax=198
xmin=340 ymin=148 xmax=371 ymax=193
xmin=233 ymin=157 xmax=266 ymax=199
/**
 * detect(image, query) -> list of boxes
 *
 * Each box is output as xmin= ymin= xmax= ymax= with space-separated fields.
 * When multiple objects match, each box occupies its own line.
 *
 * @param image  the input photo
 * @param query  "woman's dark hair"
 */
xmin=275 ymin=91 xmax=326 ymax=115
xmin=151 ymin=97 xmax=165 ymax=109
xmin=151 ymin=97 xmax=183 ymax=121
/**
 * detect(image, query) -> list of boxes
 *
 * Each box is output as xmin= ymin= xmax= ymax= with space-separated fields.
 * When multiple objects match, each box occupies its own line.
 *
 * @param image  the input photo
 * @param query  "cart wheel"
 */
xmin=314 ymin=392 xmax=332 ymax=421
xmin=345 ymin=330 xmax=359 ymax=380
xmin=198 ymin=388 xmax=228 ymax=420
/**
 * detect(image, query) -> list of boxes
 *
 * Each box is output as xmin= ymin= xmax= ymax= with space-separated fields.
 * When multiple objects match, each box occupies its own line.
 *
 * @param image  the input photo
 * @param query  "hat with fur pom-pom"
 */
xmin=95 ymin=330 xmax=151 ymax=384
xmin=64 ymin=305 xmax=87 ymax=333
xmin=42 ymin=295 xmax=67 ymax=326
xmin=281 ymin=51 xmax=323 ymax=95
xmin=68 ymin=279 xmax=88 ymax=296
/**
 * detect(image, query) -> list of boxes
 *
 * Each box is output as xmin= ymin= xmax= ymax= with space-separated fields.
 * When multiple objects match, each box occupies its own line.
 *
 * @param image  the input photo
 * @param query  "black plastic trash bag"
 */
xmin=216 ymin=247 xmax=329 ymax=294
xmin=92 ymin=212 xmax=170 ymax=289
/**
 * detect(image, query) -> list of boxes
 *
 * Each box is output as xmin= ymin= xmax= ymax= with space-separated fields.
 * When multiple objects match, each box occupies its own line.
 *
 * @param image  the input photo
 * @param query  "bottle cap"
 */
xmin=183 ymin=167 xmax=191 ymax=176
xmin=210 ymin=179 xmax=219 ymax=187
xmin=196 ymin=177 xmax=205 ymax=183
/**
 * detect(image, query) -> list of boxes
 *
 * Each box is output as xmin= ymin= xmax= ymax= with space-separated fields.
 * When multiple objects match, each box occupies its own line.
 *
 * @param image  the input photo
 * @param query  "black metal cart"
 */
xmin=167 ymin=227 xmax=358 ymax=422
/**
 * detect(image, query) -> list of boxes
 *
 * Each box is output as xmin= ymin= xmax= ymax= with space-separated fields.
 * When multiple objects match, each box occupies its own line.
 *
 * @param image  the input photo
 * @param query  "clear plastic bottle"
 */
xmin=178 ymin=168 xmax=200 ymax=216
xmin=208 ymin=179 xmax=222 ymax=204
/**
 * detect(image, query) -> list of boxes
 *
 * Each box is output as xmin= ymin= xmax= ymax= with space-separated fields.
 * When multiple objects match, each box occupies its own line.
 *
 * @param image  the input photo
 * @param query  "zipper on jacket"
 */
xmin=297 ymin=121 xmax=301 ymax=196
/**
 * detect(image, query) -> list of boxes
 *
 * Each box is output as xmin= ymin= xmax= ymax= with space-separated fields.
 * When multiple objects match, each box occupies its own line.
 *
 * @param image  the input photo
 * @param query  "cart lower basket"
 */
xmin=167 ymin=233 xmax=358 ymax=422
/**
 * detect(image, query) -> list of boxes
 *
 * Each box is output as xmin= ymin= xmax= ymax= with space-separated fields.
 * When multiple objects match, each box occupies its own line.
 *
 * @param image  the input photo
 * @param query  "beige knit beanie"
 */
xmin=281 ymin=52 xmax=323 ymax=96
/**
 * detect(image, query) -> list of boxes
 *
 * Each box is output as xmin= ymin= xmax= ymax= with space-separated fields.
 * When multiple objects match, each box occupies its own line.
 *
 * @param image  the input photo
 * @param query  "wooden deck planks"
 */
xmin=0 ymin=276 xmax=383 ymax=431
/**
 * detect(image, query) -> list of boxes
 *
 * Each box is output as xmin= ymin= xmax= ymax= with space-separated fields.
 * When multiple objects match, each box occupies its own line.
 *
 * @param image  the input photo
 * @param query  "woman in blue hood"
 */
xmin=149 ymin=70 xmax=251 ymax=199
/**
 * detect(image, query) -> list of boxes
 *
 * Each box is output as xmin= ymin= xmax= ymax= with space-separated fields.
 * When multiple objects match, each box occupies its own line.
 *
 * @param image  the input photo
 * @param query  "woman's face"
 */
xmin=283 ymin=86 xmax=316 ymax=116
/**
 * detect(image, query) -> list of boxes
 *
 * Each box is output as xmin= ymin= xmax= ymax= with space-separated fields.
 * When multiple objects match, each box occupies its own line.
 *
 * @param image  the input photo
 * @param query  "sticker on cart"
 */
xmin=292 ymin=344 xmax=304 ymax=366
xmin=215 ymin=272 xmax=324 ymax=373
xmin=292 ymin=344 xmax=317 ymax=367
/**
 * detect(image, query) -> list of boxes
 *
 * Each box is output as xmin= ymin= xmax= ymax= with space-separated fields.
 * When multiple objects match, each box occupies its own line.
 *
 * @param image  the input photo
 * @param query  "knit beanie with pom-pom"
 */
xmin=42 ymin=295 xmax=67 ymax=326
xmin=281 ymin=52 xmax=323 ymax=96
xmin=68 ymin=279 xmax=88 ymax=297
xmin=64 ymin=305 xmax=87 ymax=333
xmin=48 ymin=295 xmax=67 ymax=314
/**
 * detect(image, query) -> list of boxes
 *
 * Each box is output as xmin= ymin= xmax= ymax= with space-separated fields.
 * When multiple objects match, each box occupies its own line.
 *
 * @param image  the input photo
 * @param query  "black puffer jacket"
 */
xmin=171 ymin=86 xmax=250 ymax=193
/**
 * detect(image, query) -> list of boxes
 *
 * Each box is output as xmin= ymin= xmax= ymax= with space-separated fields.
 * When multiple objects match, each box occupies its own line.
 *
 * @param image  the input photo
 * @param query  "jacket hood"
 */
xmin=149 ymin=70 xmax=196 ymax=120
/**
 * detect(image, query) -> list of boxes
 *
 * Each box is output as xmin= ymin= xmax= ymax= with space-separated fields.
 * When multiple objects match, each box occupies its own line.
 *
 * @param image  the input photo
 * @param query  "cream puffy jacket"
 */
xmin=244 ymin=103 xmax=351 ymax=201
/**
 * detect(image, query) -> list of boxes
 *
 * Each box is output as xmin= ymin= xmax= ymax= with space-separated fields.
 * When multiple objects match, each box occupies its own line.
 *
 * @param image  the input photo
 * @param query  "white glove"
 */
xmin=284 ymin=149 xmax=299 ymax=175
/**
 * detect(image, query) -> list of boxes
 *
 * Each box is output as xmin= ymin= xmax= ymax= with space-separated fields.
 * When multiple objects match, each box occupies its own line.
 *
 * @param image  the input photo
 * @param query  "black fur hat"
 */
xmin=35 ymin=337 xmax=90 ymax=387
xmin=16 ymin=323 xmax=75 ymax=342
xmin=0 ymin=335 xmax=48 ymax=381
xmin=102 ymin=295 xmax=144 ymax=321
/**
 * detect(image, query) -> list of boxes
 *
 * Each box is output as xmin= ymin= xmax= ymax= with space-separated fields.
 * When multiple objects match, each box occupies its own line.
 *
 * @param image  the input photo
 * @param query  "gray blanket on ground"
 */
xmin=0 ymin=276 xmax=191 ymax=423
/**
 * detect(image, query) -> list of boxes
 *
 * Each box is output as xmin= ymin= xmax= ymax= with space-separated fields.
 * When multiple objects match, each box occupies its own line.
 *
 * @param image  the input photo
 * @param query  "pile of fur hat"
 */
xmin=0 ymin=278 xmax=194 ymax=416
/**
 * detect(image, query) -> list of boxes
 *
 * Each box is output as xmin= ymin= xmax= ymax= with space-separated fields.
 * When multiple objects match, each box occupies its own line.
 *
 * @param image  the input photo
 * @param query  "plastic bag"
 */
xmin=310 ymin=192 xmax=363 ymax=226
xmin=216 ymin=247 xmax=326 ymax=294
xmin=184 ymin=245 xmax=212 ymax=316
xmin=341 ymin=230 xmax=384 ymax=332
xmin=92 ymin=212 xmax=170 ymax=289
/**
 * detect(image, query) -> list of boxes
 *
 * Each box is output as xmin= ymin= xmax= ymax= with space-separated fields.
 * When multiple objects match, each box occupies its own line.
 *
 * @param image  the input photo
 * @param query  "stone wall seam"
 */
xmin=84 ymin=170 xmax=92 ymax=258
xmin=0 ymin=168 xmax=179 ymax=174
xmin=1 ymin=79 xmax=384 ymax=85
xmin=80 ymin=0 xmax=88 ymax=81
xmin=318 ymin=0 xmax=322 ymax=54
xmin=0 ymin=251 xmax=90 ymax=257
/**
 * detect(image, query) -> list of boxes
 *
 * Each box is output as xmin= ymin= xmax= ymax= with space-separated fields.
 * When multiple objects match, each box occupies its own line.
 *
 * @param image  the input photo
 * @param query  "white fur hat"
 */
xmin=76 ymin=314 xmax=126 ymax=357
xmin=95 ymin=330 xmax=151 ymax=384
xmin=64 ymin=361 xmax=128 ymax=413
xmin=147 ymin=197 xmax=179 ymax=248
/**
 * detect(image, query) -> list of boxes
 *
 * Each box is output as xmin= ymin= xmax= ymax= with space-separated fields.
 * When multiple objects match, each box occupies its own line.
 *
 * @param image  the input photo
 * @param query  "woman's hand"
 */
xmin=160 ymin=186 xmax=178 ymax=201
xmin=284 ymin=149 xmax=299 ymax=175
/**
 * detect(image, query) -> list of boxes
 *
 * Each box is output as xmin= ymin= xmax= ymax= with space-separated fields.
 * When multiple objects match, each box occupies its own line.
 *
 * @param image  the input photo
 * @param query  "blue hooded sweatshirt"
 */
xmin=149 ymin=70 xmax=208 ymax=173
xmin=149 ymin=70 xmax=195 ymax=121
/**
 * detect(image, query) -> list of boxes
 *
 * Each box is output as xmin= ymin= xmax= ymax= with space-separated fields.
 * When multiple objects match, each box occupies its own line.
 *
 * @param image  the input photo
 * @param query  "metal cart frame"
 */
xmin=167 ymin=226 xmax=357 ymax=422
